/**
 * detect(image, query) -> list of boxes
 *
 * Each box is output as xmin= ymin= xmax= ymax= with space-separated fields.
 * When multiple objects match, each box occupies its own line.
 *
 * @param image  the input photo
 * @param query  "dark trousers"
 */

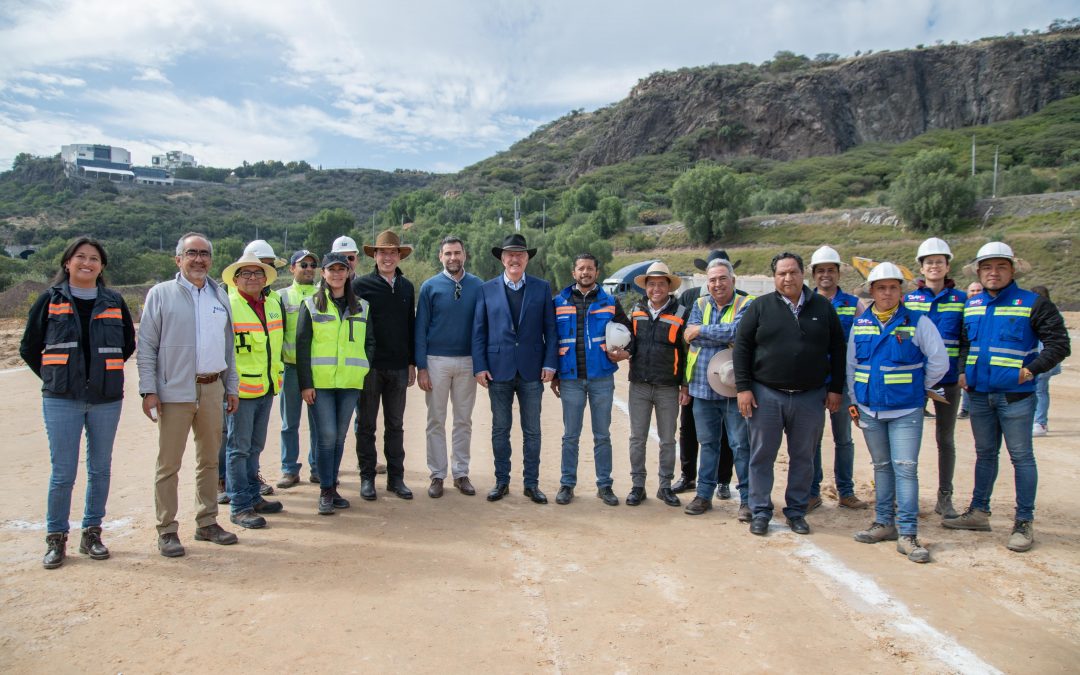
xmin=679 ymin=401 xmax=733 ymax=483
xmin=355 ymin=368 xmax=408 ymax=481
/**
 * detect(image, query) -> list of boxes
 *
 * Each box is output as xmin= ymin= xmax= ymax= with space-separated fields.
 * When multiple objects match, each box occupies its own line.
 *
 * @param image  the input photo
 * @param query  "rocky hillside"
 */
xmin=462 ymin=30 xmax=1080 ymax=185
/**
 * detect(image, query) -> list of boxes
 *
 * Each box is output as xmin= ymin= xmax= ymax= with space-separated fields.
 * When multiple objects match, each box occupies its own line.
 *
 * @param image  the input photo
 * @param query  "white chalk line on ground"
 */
xmin=509 ymin=524 xmax=566 ymax=674
xmin=0 ymin=366 xmax=29 ymax=375
xmin=2 ymin=516 xmax=135 ymax=533
xmin=611 ymin=392 xmax=1002 ymax=675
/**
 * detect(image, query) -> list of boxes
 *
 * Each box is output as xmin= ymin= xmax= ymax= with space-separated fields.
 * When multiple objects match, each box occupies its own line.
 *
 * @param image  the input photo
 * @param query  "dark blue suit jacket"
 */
xmin=472 ymin=274 xmax=558 ymax=382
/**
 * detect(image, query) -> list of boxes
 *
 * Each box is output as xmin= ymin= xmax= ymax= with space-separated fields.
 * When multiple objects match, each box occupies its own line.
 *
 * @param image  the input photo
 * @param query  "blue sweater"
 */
xmin=414 ymin=271 xmax=483 ymax=369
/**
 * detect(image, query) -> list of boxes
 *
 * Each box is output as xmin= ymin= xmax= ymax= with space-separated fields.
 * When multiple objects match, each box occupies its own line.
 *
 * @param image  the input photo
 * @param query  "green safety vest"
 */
xmin=229 ymin=288 xmax=285 ymax=399
xmin=304 ymin=292 xmax=371 ymax=389
xmin=279 ymin=282 xmax=317 ymax=364
xmin=685 ymin=293 xmax=754 ymax=383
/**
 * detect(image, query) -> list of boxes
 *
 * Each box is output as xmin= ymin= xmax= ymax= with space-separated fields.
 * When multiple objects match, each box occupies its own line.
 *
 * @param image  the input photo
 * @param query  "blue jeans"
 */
xmin=811 ymin=389 xmax=855 ymax=498
xmin=693 ymin=396 xmax=750 ymax=503
xmin=489 ymin=376 xmax=543 ymax=488
xmin=1034 ymin=373 xmax=1053 ymax=427
xmin=312 ymin=388 xmax=359 ymax=488
xmin=42 ymin=397 xmax=122 ymax=533
xmin=226 ymin=394 xmax=274 ymax=513
xmin=559 ymin=375 xmax=615 ymax=489
xmin=859 ymin=409 xmax=923 ymax=536
xmin=280 ymin=364 xmax=318 ymax=475
xmin=968 ymin=392 xmax=1038 ymax=521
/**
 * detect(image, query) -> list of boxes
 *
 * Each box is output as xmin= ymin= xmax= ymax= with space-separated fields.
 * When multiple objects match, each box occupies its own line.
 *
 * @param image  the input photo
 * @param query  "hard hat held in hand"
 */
xmin=606 ymin=322 xmax=632 ymax=350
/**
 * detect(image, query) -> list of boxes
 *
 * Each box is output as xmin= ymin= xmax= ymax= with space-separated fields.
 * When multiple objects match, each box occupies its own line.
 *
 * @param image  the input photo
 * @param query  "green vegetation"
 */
xmin=672 ymin=165 xmax=750 ymax=242
xmin=888 ymin=149 xmax=976 ymax=231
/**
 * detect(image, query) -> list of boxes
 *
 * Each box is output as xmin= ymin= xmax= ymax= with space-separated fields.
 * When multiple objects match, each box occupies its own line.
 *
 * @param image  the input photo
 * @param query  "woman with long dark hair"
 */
xmin=296 ymin=252 xmax=373 ymax=515
xmin=19 ymin=237 xmax=136 ymax=569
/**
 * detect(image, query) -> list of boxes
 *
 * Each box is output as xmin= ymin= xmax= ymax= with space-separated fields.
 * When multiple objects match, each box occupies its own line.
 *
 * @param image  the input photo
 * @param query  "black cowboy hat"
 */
xmin=491 ymin=233 xmax=537 ymax=259
xmin=694 ymin=249 xmax=742 ymax=271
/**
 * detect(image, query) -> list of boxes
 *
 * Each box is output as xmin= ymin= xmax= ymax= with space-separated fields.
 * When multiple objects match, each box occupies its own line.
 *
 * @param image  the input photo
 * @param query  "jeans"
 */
xmin=280 ymin=363 xmax=318 ymax=475
xmin=226 ymin=394 xmax=274 ymax=513
xmin=559 ymin=375 xmax=615 ymax=489
xmin=312 ymin=388 xmax=360 ymax=488
xmin=627 ymin=382 xmax=679 ymax=489
xmin=693 ymin=396 xmax=750 ymax=503
xmin=811 ymin=389 xmax=855 ymax=498
xmin=1034 ymin=372 xmax=1053 ymax=427
xmin=930 ymin=382 xmax=961 ymax=492
xmin=679 ymin=401 xmax=734 ymax=483
xmin=747 ymin=384 xmax=826 ymax=519
xmin=859 ymin=409 xmax=923 ymax=536
xmin=968 ymin=391 xmax=1038 ymax=521
xmin=355 ymin=368 xmax=408 ymax=480
xmin=424 ymin=356 xmax=477 ymax=480
xmin=42 ymin=397 xmax=122 ymax=533
xmin=488 ymin=376 xmax=543 ymax=487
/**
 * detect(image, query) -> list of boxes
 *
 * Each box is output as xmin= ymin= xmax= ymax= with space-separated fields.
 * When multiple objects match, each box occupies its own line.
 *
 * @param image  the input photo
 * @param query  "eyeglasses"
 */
xmin=183 ymin=250 xmax=212 ymax=260
xmin=345 ymin=255 xmax=356 ymax=261
xmin=297 ymin=262 xmax=317 ymax=269
xmin=454 ymin=282 xmax=462 ymax=300
xmin=236 ymin=270 xmax=266 ymax=279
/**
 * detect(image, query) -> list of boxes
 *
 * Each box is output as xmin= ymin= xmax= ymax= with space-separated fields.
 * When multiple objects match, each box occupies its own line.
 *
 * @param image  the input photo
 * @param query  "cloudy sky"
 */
xmin=0 ymin=1 xmax=1073 ymax=173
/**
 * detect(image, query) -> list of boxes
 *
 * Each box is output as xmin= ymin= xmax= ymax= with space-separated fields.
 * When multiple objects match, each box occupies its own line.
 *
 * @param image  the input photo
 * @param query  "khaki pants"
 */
xmin=155 ymin=379 xmax=224 ymax=535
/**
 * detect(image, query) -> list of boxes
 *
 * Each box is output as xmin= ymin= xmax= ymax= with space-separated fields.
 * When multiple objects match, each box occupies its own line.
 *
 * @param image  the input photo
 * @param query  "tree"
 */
xmin=303 ymin=208 xmax=357 ymax=258
xmin=888 ymin=149 xmax=975 ymax=231
xmin=544 ymin=222 xmax=613 ymax=289
xmin=671 ymin=164 xmax=749 ymax=243
xmin=588 ymin=196 xmax=626 ymax=238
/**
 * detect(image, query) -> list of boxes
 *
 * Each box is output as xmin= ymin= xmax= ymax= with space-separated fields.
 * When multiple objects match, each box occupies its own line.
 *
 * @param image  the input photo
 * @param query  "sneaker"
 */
xmin=942 ymin=507 xmax=991 ymax=531
xmin=934 ymin=489 xmax=958 ymax=519
xmin=737 ymin=503 xmax=752 ymax=523
xmin=1006 ymin=520 xmax=1034 ymax=552
xmin=806 ymin=495 xmax=823 ymax=513
xmin=1032 ymin=423 xmax=1048 ymax=437
xmin=717 ymin=483 xmax=732 ymax=500
xmin=276 ymin=473 xmax=300 ymax=489
xmin=854 ymin=522 xmax=899 ymax=544
xmin=216 ymin=478 xmax=229 ymax=505
xmin=897 ymin=535 xmax=930 ymax=563
xmin=257 ymin=473 xmax=273 ymax=496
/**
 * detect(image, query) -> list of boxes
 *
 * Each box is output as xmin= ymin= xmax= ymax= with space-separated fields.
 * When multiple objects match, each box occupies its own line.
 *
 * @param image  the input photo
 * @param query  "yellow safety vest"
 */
xmin=229 ymin=288 xmax=285 ymax=398
xmin=279 ymin=282 xmax=317 ymax=364
xmin=304 ymin=292 xmax=371 ymax=389
xmin=685 ymin=292 xmax=754 ymax=383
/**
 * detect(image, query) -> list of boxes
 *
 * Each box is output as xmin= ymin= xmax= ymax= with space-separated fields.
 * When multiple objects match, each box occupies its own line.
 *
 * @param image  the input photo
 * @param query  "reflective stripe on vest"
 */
xmin=963 ymin=284 xmax=1039 ymax=393
xmin=685 ymin=293 xmax=753 ymax=383
xmin=304 ymin=294 xmax=371 ymax=389
xmin=229 ymin=289 xmax=285 ymax=399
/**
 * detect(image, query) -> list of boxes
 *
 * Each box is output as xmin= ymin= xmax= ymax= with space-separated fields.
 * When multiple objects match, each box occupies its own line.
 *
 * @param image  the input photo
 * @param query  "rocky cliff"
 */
xmin=508 ymin=32 xmax=1080 ymax=180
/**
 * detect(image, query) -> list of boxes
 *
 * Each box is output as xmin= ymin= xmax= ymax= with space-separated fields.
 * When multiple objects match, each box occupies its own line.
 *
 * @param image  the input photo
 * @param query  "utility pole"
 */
xmin=971 ymin=134 xmax=976 ymax=177
xmin=283 ymin=227 xmax=288 ymax=252
xmin=992 ymin=147 xmax=999 ymax=198
xmin=514 ymin=196 xmax=521 ymax=232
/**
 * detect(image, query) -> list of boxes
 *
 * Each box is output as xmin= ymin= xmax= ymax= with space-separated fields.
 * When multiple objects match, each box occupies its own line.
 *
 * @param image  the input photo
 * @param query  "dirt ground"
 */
xmin=0 ymin=318 xmax=1077 ymax=673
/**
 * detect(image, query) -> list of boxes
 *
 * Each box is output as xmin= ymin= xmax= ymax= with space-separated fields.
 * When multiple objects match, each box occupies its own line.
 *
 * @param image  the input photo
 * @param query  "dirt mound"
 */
xmin=0 ymin=280 xmax=47 ymax=318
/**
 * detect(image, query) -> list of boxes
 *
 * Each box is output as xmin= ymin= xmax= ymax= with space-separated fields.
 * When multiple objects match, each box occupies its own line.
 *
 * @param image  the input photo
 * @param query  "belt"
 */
xmin=195 ymin=373 xmax=220 ymax=384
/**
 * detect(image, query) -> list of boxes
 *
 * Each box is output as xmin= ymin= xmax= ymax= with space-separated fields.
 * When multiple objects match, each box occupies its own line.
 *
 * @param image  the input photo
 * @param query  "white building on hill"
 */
xmin=60 ymin=144 xmax=134 ymax=182
xmin=151 ymin=150 xmax=197 ymax=170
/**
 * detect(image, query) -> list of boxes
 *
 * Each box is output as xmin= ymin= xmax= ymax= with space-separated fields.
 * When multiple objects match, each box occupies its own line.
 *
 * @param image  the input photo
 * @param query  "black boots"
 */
xmin=79 ymin=526 xmax=110 ymax=560
xmin=43 ymin=532 xmax=67 ymax=569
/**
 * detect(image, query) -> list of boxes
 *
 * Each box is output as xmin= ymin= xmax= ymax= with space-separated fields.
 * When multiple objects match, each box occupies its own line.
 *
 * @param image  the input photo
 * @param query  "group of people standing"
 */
xmin=20 ymin=229 xmax=1069 ymax=568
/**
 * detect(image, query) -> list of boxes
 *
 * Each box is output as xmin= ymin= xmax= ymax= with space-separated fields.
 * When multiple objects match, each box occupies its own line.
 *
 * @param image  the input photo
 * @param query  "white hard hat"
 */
xmin=916 ymin=237 xmax=953 ymax=263
xmin=605 ymin=322 xmax=632 ymax=350
xmin=867 ymin=261 xmax=906 ymax=285
xmin=973 ymin=241 xmax=1016 ymax=264
xmin=332 ymin=235 xmax=359 ymax=253
xmin=810 ymin=245 xmax=843 ymax=271
xmin=243 ymin=239 xmax=286 ymax=268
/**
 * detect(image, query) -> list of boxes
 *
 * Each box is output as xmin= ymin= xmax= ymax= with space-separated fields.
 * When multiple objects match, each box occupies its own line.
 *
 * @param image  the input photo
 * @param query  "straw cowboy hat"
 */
xmin=707 ymin=349 xmax=737 ymax=397
xmin=634 ymin=261 xmax=682 ymax=292
xmin=363 ymin=229 xmax=413 ymax=259
xmin=222 ymin=252 xmax=277 ymax=287
xmin=491 ymin=233 xmax=537 ymax=259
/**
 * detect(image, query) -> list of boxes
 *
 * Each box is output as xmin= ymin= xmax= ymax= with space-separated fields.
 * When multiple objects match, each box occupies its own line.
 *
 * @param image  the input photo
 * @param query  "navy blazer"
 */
xmin=472 ymin=274 xmax=558 ymax=382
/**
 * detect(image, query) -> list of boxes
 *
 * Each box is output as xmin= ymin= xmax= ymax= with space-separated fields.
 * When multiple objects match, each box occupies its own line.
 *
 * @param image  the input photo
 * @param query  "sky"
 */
xmin=0 ymin=1 xmax=1074 ymax=174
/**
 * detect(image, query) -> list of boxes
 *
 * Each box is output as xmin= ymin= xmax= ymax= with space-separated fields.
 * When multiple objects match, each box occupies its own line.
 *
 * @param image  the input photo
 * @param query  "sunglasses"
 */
xmin=296 ymin=262 xmax=317 ymax=269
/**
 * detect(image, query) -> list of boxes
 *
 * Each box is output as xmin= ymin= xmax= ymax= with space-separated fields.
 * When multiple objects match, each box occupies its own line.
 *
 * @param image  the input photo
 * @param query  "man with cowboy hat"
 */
xmin=674 ymin=249 xmax=747 ymax=497
xmin=472 ymin=233 xmax=558 ymax=504
xmin=946 ymin=242 xmax=1070 ymax=553
xmin=683 ymin=257 xmax=754 ymax=520
xmin=624 ymin=261 xmax=689 ymax=507
xmin=222 ymin=252 xmax=286 ymax=529
xmin=352 ymin=229 xmax=417 ymax=500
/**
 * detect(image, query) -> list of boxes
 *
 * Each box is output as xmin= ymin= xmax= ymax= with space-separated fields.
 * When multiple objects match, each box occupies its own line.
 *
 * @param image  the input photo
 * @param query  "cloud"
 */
xmin=134 ymin=68 xmax=171 ymax=84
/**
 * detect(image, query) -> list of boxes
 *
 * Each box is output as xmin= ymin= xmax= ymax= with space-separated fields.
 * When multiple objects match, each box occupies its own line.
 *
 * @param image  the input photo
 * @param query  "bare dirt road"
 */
xmin=0 ymin=340 xmax=1077 ymax=673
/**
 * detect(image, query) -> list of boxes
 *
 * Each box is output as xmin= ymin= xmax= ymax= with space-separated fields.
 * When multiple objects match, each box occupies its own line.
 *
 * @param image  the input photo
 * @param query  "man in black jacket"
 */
xmin=734 ymin=252 xmax=845 ymax=536
xmin=353 ymin=230 xmax=416 ymax=500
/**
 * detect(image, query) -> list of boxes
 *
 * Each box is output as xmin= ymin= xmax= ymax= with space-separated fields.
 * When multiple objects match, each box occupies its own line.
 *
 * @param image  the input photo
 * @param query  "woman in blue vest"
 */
xmin=846 ymin=263 xmax=947 ymax=563
xmin=296 ymin=252 xmax=374 ymax=515
xmin=19 ymin=237 xmax=136 ymax=569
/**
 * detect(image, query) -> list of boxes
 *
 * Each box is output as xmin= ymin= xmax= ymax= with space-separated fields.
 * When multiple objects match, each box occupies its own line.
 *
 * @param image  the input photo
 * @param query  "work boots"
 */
xmin=1007 ymin=520 xmax=1034 ymax=552
xmin=43 ymin=532 xmax=67 ymax=569
xmin=78 ymin=526 xmax=110 ymax=560
xmin=942 ymin=508 xmax=991 ymax=531
xmin=934 ymin=489 xmax=959 ymax=519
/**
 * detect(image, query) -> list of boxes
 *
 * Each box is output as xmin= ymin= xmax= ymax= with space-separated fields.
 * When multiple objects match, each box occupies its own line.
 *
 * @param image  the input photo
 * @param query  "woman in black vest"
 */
xmin=19 ymin=237 xmax=136 ymax=569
